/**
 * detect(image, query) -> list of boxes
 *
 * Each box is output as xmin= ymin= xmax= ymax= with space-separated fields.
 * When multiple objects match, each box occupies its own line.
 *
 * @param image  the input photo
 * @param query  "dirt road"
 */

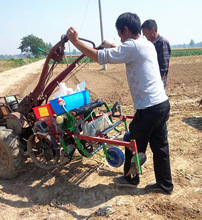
xmin=0 ymin=56 xmax=202 ymax=220
xmin=0 ymin=59 xmax=45 ymax=97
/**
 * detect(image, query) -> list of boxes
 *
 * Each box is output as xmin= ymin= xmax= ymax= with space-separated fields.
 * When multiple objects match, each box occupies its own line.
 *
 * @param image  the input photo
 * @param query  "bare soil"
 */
xmin=0 ymin=56 xmax=202 ymax=220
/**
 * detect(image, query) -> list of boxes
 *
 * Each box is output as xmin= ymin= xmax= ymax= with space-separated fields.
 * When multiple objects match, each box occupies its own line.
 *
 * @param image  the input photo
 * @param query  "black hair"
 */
xmin=141 ymin=19 xmax=158 ymax=32
xmin=115 ymin=12 xmax=141 ymax=35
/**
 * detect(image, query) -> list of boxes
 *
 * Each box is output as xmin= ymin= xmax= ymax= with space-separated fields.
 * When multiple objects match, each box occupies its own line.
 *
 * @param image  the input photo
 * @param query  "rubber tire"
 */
xmin=27 ymin=133 xmax=60 ymax=170
xmin=106 ymin=147 xmax=124 ymax=167
xmin=0 ymin=126 xmax=24 ymax=179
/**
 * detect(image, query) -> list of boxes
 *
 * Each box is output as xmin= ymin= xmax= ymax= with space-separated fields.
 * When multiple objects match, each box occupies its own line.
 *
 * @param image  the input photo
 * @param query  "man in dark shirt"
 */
xmin=142 ymin=19 xmax=171 ymax=87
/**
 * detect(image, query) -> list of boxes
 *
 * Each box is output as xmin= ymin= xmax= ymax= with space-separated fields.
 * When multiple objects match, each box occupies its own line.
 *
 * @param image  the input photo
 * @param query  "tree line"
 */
xmin=171 ymin=39 xmax=202 ymax=49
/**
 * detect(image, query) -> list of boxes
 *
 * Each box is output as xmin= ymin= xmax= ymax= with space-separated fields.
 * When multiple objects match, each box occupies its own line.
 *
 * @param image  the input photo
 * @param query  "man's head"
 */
xmin=115 ymin=12 xmax=141 ymax=42
xmin=141 ymin=19 xmax=158 ymax=42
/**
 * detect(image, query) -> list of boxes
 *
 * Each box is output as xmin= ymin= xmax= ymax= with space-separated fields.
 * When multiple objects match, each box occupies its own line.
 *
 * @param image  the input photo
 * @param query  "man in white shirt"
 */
xmin=66 ymin=12 xmax=173 ymax=194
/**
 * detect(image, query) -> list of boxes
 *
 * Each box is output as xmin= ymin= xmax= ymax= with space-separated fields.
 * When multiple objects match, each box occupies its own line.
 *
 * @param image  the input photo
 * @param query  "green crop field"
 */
xmin=65 ymin=55 xmax=92 ymax=64
xmin=171 ymin=47 xmax=202 ymax=57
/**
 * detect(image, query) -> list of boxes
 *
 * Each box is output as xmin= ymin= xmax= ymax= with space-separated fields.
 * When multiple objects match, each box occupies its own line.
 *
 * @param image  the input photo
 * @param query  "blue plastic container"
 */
xmin=49 ymin=90 xmax=90 ymax=115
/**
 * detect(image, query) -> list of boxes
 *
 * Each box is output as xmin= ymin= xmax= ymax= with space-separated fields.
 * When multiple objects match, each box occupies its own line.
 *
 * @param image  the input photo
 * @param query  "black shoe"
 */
xmin=125 ymin=152 xmax=147 ymax=176
xmin=145 ymin=183 xmax=172 ymax=195
xmin=114 ymin=175 xmax=139 ymax=187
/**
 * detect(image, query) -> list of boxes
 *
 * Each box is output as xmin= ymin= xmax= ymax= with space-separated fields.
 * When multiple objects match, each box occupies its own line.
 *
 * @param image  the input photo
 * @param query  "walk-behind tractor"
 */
xmin=0 ymin=35 xmax=146 ymax=179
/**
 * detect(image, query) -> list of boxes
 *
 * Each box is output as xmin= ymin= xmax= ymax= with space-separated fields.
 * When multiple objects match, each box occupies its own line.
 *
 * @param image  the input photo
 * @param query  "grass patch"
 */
xmin=0 ymin=55 xmax=92 ymax=73
xmin=7 ymin=57 xmax=42 ymax=67
xmin=0 ymin=57 xmax=43 ymax=72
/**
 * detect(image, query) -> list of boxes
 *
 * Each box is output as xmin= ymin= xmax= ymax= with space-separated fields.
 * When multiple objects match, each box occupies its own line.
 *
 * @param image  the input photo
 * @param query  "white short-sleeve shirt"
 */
xmin=97 ymin=36 xmax=168 ymax=109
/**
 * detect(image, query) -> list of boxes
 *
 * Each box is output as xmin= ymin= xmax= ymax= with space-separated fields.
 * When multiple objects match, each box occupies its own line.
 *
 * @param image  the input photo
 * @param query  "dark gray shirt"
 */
xmin=153 ymin=35 xmax=171 ymax=87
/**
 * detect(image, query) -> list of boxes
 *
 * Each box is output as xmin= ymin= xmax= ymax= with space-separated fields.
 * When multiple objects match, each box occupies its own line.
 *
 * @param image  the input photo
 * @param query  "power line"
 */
xmin=78 ymin=0 xmax=90 ymax=33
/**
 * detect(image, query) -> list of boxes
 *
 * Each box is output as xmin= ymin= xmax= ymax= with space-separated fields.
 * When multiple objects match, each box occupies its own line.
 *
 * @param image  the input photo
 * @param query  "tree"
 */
xmin=72 ymin=49 xmax=77 ymax=55
xmin=18 ymin=34 xmax=52 ymax=57
xmin=189 ymin=39 xmax=195 ymax=47
xmin=46 ymin=42 xmax=53 ymax=51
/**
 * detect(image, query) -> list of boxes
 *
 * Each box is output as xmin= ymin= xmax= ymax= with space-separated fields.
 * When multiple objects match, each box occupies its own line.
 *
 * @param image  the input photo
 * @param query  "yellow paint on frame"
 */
xmin=38 ymin=107 xmax=49 ymax=117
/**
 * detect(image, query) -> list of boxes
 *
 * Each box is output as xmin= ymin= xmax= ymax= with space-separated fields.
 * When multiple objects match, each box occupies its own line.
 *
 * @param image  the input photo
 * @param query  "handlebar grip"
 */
xmin=61 ymin=34 xmax=69 ymax=42
xmin=37 ymin=47 xmax=48 ymax=55
xmin=61 ymin=34 xmax=95 ymax=48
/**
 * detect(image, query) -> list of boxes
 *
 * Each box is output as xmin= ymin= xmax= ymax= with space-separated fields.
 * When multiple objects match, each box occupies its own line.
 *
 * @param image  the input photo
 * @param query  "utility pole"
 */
xmin=68 ymin=41 xmax=72 ymax=57
xmin=98 ymin=0 xmax=107 ymax=70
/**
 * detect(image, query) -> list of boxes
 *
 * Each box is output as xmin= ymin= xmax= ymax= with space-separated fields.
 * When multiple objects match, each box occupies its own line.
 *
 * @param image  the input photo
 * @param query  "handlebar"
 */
xmin=17 ymin=34 xmax=98 ymax=116
xmin=61 ymin=34 xmax=96 ymax=48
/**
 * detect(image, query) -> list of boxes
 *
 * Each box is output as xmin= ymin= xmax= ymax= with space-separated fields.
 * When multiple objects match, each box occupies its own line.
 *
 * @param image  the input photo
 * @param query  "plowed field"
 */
xmin=0 ymin=56 xmax=202 ymax=220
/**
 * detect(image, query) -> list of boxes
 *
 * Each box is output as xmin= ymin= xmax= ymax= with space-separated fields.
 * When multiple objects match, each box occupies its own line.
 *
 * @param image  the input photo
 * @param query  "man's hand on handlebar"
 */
xmin=98 ymin=39 xmax=116 ymax=49
xmin=66 ymin=27 xmax=79 ymax=44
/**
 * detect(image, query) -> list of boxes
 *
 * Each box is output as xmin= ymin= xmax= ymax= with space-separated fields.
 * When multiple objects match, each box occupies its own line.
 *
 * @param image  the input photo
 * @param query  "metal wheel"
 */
xmin=0 ymin=126 xmax=24 ymax=179
xmin=27 ymin=133 xmax=60 ymax=170
xmin=106 ymin=147 xmax=124 ymax=167
xmin=77 ymin=140 xmax=93 ymax=157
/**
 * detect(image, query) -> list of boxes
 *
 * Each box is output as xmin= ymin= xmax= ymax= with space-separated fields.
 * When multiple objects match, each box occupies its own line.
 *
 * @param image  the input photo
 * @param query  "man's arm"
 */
xmin=66 ymin=27 xmax=98 ymax=62
xmin=155 ymin=40 xmax=170 ymax=79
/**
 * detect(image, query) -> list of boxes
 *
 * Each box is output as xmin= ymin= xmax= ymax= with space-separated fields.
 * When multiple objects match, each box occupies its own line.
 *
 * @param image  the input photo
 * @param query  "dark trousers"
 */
xmin=124 ymin=99 xmax=173 ymax=192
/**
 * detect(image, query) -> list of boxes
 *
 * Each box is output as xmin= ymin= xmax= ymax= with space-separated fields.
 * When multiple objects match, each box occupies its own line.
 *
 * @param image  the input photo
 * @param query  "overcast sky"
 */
xmin=0 ymin=0 xmax=201 ymax=54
